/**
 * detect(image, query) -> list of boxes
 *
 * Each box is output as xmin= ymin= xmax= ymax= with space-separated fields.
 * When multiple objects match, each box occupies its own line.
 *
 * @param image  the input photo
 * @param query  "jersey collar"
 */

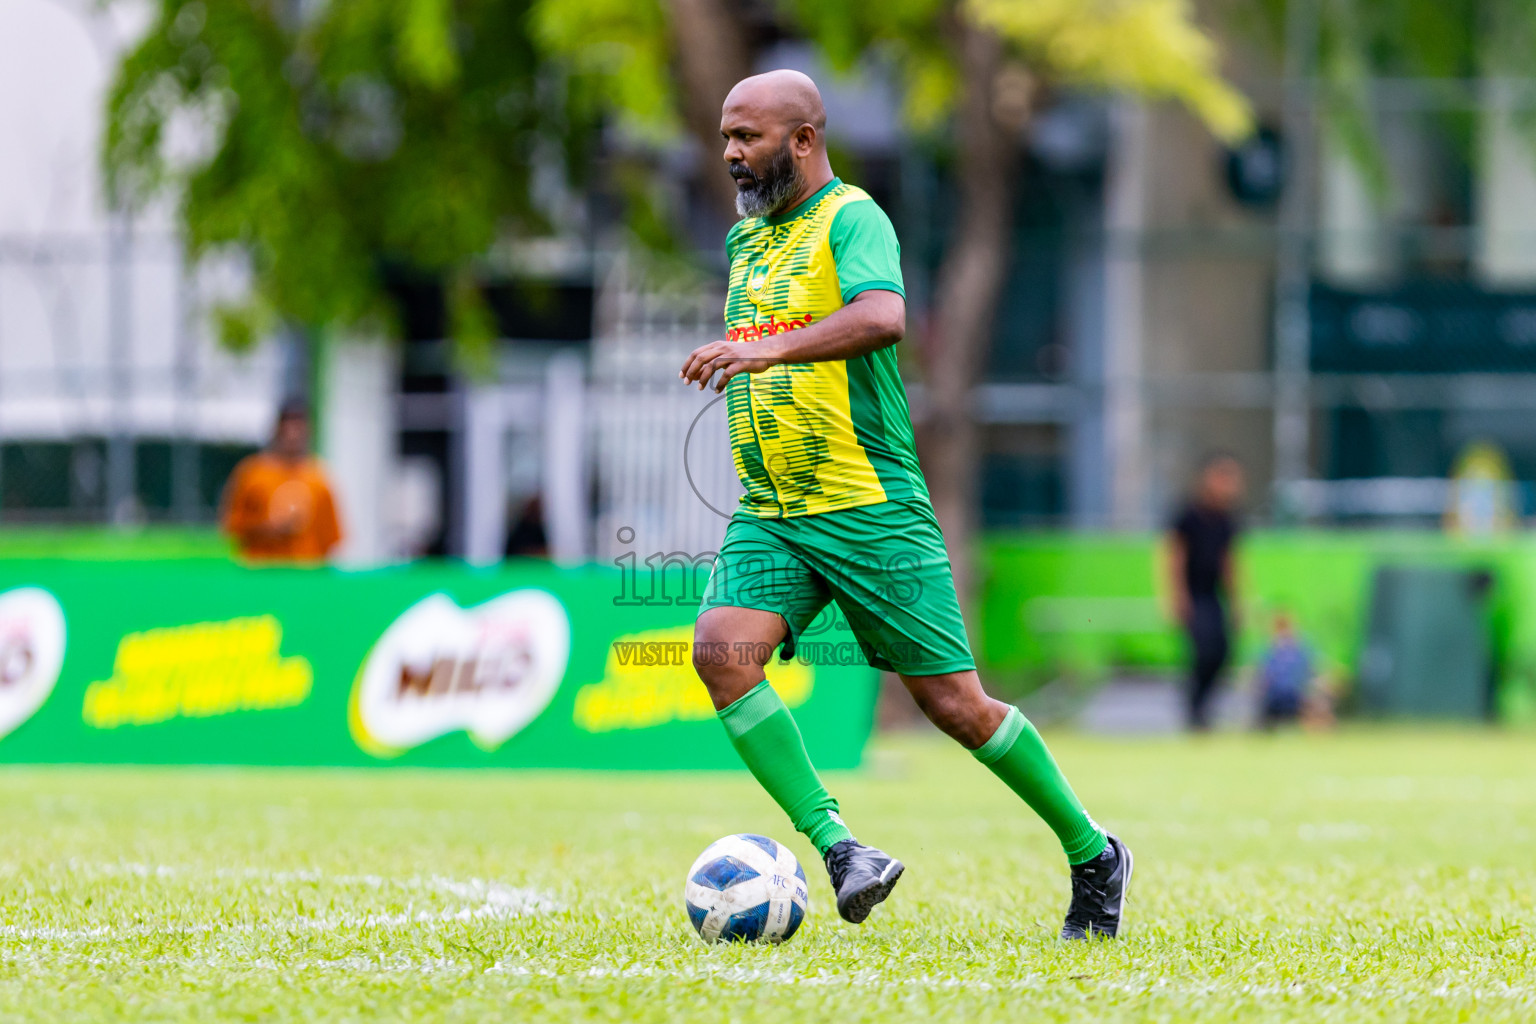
xmin=766 ymin=177 xmax=841 ymax=226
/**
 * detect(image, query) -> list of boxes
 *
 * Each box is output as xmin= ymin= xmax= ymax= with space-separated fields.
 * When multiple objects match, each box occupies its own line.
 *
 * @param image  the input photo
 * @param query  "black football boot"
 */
xmin=1060 ymin=833 xmax=1133 ymax=940
xmin=823 ymin=839 xmax=904 ymax=924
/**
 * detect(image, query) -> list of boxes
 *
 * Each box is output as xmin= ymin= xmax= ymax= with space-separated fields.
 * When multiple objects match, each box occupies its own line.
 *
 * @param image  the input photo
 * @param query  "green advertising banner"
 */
xmin=0 ymin=560 xmax=879 ymax=769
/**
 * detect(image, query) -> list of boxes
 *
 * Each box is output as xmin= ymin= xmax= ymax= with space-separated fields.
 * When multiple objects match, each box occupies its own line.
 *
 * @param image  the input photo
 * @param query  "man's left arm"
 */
xmin=314 ymin=479 xmax=344 ymax=556
xmin=681 ymin=197 xmax=906 ymax=393
xmin=680 ymin=290 xmax=904 ymax=392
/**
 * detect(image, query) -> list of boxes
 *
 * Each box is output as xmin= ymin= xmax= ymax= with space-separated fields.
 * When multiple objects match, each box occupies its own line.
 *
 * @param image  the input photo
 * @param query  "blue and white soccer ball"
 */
xmin=684 ymin=834 xmax=809 ymax=944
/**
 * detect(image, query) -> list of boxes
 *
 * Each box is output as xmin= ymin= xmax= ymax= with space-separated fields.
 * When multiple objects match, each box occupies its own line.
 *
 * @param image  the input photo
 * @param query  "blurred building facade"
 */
xmin=1117 ymin=71 xmax=1536 ymax=530
xmin=5 ymin=1 xmax=1536 ymax=558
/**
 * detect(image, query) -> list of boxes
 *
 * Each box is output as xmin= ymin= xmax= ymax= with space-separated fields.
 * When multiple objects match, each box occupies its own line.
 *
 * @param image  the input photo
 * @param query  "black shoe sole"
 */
xmin=837 ymin=859 xmax=904 ymax=924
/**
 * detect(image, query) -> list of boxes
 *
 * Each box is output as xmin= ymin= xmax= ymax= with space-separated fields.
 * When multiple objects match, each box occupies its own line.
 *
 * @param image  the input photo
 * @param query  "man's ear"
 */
xmin=792 ymin=123 xmax=817 ymax=157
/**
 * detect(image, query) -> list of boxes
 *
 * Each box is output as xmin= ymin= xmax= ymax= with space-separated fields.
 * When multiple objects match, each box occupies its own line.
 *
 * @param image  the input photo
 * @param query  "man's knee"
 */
xmin=690 ymin=630 xmax=730 ymax=683
xmin=692 ymin=627 xmax=767 ymax=708
xmin=921 ymin=691 xmax=982 ymax=744
xmin=904 ymin=672 xmax=999 ymax=749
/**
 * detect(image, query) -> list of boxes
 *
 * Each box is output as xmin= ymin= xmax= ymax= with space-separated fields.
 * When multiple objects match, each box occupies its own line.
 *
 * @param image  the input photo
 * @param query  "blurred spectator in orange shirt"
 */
xmin=221 ymin=400 xmax=343 ymax=563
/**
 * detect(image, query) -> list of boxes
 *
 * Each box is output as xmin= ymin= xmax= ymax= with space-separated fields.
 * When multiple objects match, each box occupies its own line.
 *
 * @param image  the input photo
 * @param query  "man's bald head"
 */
xmin=720 ymin=70 xmax=835 ymax=218
xmin=723 ymin=70 xmax=827 ymax=135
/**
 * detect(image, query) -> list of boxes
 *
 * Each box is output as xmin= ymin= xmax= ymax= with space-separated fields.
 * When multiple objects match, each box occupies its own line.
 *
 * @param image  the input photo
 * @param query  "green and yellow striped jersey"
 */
xmin=722 ymin=178 xmax=928 ymax=518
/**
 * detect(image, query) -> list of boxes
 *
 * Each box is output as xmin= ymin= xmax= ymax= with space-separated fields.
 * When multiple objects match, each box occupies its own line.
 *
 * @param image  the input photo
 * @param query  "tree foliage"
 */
xmin=530 ymin=0 xmax=678 ymax=139
xmin=535 ymin=0 xmax=1252 ymax=142
xmin=1239 ymin=0 xmax=1536 ymax=79
xmin=1229 ymin=0 xmax=1536 ymax=194
xmin=973 ymin=0 xmax=1249 ymax=138
xmin=106 ymin=0 xmax=600 ymax=351
xmin=110 ymin=0 xmax=1252 ymax=352
xmin=787 ymin=0 xmax=1250 ymax=139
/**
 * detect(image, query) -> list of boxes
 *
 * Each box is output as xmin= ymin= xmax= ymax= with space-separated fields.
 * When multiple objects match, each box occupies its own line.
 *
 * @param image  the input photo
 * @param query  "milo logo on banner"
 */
xmin=349 ymin=590 xmax=571 ymax=757
xmin=0 ymin=587 xmax=66 ymax=742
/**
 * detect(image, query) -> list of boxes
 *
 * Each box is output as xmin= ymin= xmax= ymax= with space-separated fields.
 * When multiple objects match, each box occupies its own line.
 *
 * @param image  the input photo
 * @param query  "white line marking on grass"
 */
xmin=53 ymin=859 xmax=447 ymax=890
xmin=1296 ymin=822 xmax=1374 ymax=842
xmin=0 ymin=862 xmax=559 ymax=943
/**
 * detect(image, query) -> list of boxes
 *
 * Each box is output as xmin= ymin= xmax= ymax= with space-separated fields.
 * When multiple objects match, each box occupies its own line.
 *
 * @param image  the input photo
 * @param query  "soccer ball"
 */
xmin=684 ymin=834 xmax=809 ymax=944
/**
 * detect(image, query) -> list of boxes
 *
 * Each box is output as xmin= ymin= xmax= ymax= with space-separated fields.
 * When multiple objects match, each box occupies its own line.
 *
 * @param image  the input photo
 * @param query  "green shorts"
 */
xmin=698 ymin=498 xmax=976 ymax=676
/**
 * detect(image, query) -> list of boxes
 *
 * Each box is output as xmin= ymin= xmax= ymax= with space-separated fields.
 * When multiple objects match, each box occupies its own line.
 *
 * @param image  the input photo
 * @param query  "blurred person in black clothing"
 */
xmin=1161 ymin=453 xmax=1245 ymax=731
xmin=505 ymin=495 xmax=549 ymax=557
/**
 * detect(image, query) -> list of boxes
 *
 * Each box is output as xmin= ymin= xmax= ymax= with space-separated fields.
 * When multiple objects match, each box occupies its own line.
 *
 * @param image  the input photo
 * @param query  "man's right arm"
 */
xmin=219 ymin=463 xmax=253 ymax=540
xmin=1159 ymin=529 xmax=1191 ymax=627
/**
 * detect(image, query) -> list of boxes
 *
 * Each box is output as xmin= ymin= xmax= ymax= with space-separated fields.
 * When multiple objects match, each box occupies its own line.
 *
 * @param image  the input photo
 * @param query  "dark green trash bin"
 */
xmin=1357 ymin=566 xmax=1494 ymax=719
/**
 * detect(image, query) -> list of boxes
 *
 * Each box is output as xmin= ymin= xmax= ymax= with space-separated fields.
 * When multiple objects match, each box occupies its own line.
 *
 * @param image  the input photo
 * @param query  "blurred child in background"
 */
xmin=1256 ymin=611 xmax=1336 ymax=730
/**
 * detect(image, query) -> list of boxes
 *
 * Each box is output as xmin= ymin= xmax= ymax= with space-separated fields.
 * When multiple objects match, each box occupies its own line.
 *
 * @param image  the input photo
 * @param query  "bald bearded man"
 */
xmin=680 ymin=70 xmax=1133 ymax=940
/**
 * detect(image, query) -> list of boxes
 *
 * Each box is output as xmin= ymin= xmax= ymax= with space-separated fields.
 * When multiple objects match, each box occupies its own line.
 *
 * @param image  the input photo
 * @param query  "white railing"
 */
xmin=589 ymin=268 xmax=741 ymax=562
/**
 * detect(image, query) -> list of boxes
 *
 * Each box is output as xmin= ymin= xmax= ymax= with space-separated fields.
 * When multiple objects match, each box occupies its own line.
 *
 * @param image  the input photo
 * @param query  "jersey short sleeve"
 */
xmin=829 ymin=199 xmax=905 ymax=303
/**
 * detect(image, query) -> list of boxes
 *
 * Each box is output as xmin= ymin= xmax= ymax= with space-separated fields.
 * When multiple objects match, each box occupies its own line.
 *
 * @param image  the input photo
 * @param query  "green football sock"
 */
xmin=974 ymin=706 xmax=1107 ymax=865
xmin=717 ymin=680 xmax=854 ymax=856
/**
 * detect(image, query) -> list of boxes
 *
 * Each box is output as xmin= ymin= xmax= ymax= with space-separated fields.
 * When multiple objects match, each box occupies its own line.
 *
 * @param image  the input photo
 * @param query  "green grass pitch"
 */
xmin=2 ymin=729 xmax=1534 ymax=1022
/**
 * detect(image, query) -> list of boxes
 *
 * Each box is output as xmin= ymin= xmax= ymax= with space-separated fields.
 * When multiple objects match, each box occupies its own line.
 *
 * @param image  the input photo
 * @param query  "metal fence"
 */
xmin=0 ymin=228 xmax=286 ymax=523
xmin=589 ymin=268 xmax=741 ymax=563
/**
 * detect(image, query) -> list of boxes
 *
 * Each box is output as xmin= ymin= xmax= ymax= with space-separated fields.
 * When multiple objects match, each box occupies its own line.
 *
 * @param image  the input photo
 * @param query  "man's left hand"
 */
xmin=679 ymin=340 xmax=779 ymax=393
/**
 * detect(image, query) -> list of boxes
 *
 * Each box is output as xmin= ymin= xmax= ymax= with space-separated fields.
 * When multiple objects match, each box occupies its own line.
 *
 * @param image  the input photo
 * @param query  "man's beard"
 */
xmin=731 ymin=141 xmax=804 ymax=218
